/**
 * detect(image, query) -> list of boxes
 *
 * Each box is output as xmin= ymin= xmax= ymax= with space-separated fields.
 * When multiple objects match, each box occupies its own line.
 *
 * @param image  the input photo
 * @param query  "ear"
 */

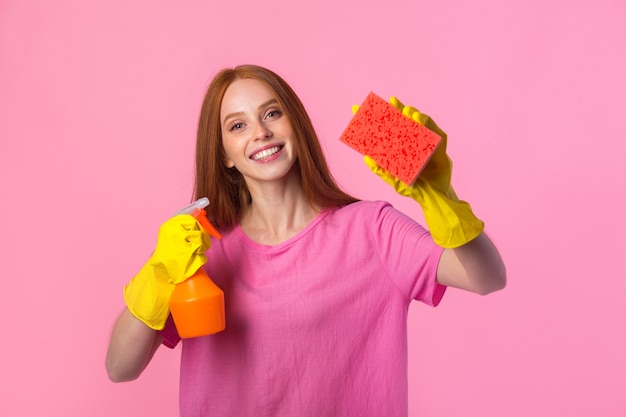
xmin=224 ymin=158 xmax=235 ymax=168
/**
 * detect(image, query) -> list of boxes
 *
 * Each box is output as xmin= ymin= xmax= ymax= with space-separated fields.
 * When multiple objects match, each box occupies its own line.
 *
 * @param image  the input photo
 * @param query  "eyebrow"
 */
xmin=222 ymin=98 xmax=280 ymax=128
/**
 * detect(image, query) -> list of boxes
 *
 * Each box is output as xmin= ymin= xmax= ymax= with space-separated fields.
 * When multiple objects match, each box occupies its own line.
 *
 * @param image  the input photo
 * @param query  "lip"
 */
xmin=249 ymin=144 xmax=285 ymax=162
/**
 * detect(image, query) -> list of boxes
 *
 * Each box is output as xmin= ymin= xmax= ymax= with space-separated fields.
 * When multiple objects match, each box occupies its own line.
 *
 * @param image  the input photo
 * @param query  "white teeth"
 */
xmin=251 ymin=146 xmax=281 ymax=161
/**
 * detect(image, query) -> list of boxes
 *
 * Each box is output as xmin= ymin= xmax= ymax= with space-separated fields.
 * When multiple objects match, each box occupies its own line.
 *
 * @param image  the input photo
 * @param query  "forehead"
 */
xmin=220 ymin=79 xmax=276 ymax=115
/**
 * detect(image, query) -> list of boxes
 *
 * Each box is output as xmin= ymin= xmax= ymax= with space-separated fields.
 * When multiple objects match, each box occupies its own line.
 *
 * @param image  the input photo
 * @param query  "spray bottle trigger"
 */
xmin=191 ymin=208 xmax=222 ymax=239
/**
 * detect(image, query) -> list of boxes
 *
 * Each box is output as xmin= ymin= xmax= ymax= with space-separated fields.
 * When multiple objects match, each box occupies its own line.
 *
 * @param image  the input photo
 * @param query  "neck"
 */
xmin=240 ymin=174 xmax=320 ymax=245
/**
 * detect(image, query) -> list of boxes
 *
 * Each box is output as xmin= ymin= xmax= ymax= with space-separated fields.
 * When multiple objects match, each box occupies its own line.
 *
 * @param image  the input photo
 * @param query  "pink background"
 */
xmin=1 ymin=1 xmax=625 ymax=415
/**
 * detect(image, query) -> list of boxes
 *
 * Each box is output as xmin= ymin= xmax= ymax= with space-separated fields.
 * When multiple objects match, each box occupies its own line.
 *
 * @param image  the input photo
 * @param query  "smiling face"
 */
xmin=220 ymin=78 xmax=298 ymax=188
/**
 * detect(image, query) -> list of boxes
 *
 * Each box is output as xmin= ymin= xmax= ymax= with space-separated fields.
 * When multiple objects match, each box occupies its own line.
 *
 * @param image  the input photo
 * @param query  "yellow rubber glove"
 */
xmin=358 ymin=97 xmax=484 ymax=248
xmin=124 ymin=214 xmax=212 ymax=330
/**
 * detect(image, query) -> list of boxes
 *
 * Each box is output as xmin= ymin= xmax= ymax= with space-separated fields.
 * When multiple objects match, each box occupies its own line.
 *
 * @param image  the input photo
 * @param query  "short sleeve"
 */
xmin=372 ymin=202 xmax=446 ymax=306
xmin=159 ymin=314 xmax=181 ymax=349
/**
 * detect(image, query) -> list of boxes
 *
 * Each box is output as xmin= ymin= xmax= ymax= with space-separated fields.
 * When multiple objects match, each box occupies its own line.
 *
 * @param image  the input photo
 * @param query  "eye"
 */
xmin=265 ymin=109 xmax=282 ymax=119
xmin=229 ymin=122 xmax=245 ymax=131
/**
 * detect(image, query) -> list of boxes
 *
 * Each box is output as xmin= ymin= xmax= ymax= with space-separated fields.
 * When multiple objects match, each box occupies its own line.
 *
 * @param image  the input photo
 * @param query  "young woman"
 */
xmin=106 ymin=65 xmax=506 ymax=416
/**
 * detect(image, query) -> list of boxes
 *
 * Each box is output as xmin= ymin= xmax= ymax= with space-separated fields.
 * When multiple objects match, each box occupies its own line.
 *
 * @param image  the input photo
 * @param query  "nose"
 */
xmin=253 ymin=121 xmax=272 ymax=141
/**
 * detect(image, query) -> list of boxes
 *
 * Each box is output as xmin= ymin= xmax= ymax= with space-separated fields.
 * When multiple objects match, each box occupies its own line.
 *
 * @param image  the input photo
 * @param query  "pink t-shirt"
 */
xmin=161 ymin=200 xmax=446 ymax=417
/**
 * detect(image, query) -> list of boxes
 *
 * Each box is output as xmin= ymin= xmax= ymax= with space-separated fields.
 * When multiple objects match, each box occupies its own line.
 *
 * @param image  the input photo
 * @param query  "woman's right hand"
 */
xmin=123 ymin=214 xmax=211 ymax=330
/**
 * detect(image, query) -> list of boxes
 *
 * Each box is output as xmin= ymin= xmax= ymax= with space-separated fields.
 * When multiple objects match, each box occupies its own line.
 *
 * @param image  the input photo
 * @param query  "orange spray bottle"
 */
xmin=169 ymin=198 xmax=226 ymax=338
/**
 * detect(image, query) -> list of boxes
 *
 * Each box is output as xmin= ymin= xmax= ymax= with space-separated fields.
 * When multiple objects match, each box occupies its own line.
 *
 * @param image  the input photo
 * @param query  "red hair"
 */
xmin=194 ymin=65 xmax=357 ymax=229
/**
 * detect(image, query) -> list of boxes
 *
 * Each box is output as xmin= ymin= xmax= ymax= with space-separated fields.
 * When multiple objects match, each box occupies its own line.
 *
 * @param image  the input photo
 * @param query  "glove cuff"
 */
xmin=415 ymin=182 xmax=485 ymax=248
xmin=123 ymin=264 xmax=175 ymax=330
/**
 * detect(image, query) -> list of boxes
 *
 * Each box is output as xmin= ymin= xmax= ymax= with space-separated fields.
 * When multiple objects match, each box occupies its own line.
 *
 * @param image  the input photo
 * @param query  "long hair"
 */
xmin=194 ymin=64 xmax=358 ymax=230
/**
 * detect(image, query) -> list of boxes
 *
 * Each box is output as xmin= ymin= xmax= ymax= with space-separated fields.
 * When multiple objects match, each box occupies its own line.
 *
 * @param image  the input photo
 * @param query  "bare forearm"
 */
xmin=105 ymin=307 xmax=163 ymax=382
xmin=437 ymin=232 xmax=507 ymax=295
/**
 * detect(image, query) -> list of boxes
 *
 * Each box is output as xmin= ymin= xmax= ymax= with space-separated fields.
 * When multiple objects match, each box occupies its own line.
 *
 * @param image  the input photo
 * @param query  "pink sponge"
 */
xmin=339 ymin=92 xmax=442 ymax=185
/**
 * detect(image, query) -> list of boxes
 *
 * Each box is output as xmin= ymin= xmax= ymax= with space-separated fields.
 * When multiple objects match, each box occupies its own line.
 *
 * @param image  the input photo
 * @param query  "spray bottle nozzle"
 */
xmin=176 ymin=197 xmax=210 ymax=215
xmin=176 ymin=198 xmax=222 ymax=239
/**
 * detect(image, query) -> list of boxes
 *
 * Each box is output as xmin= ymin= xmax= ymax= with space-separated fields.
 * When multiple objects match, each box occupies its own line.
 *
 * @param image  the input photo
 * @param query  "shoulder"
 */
xmin=325 ymin=200 xmax=417 ymax=235
xmin=331 ymin=200 xmax=411 ymax=225
xmin=331 ymin=200 xmax=431 ymax=244
xmin=332 ymin=200 xmax=393 ymax=217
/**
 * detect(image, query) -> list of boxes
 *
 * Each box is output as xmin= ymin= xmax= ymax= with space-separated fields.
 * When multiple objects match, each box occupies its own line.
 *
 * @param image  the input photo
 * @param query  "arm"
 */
xmin=361 ymin=96 xmax=506 ymax=295
xmin=437 ymin=232 xmax=506 ymax=295
xmin=105 ymin=307 xmax=163 ymax=382
xmin=105 ymin=212 xmax=212 ymax=382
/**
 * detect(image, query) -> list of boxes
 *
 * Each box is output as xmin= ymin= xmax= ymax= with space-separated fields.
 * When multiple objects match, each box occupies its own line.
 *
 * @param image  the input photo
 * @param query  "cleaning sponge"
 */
xmin=339 ymin=92 xmax=442 ymax=185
